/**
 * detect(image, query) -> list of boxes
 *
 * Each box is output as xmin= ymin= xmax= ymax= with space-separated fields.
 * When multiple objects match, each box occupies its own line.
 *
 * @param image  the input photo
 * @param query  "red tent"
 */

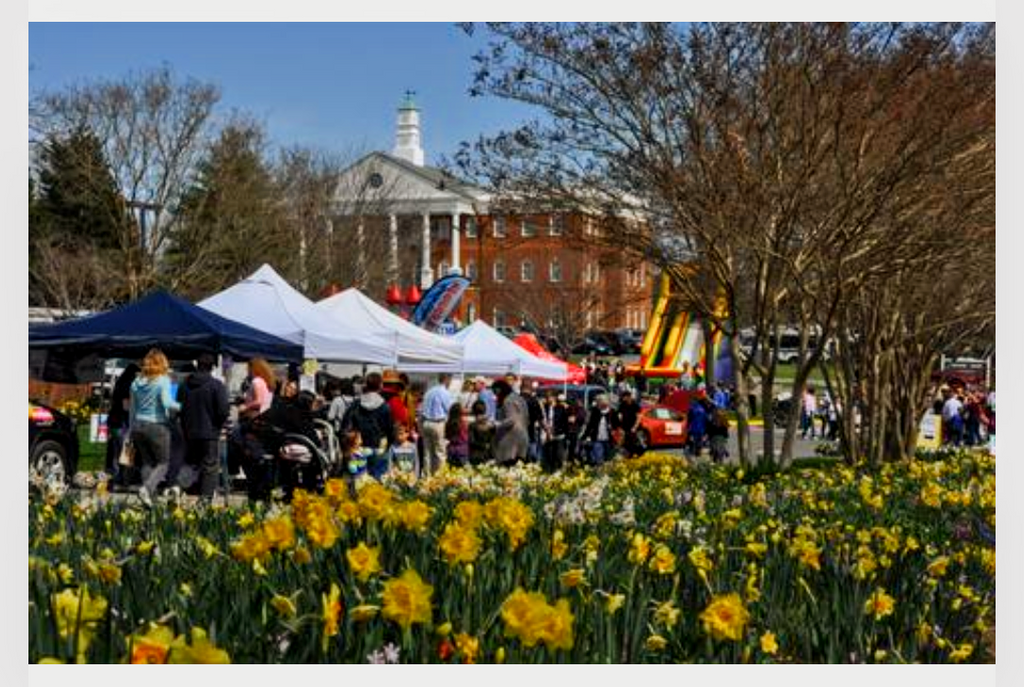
xmin=512 ymin=333 xmax=588 ymax=384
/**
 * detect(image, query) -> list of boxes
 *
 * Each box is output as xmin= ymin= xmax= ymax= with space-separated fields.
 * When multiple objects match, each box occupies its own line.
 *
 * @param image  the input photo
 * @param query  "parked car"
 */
xmin=536 ymin=383 xmax=617 ymax=410
xmin=496 ymin=326 xmax=519 ymax=339
xmin=571 ymin=335 xmax=614 ymax=357
xmin=636 ymin=405 xmax=689 ymax=452
xmin=614 ymin=328 xmax=643 ymax=355
xmin=29 ymin=401 xmax=79 ymax=485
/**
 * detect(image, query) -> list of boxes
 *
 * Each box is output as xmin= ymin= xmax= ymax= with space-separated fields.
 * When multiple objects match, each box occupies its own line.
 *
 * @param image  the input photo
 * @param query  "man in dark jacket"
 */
xmin=341 ymin=372 xmax=395 ymax=480
xmin=582 ymin=394 xmax=621 ymax=466
xmin=540 ymin=391 xmax=570 ymax=472
xmin=178 ymin=353 xmax=230 ymax=500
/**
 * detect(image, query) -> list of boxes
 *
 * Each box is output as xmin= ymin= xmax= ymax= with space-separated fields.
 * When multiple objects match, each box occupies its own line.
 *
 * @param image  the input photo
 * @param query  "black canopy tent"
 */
xmin=29 ymin=290 xmax=303 ymax=383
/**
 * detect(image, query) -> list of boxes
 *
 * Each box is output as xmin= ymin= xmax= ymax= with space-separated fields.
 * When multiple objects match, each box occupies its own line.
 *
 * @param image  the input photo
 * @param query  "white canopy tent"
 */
xmin=198 ymin=264 xmax=397 ymax=364
xmin=315 ymin=288 xmax=465 ymax=366
xmin=398 ymin=320 xmax=569 ymax=379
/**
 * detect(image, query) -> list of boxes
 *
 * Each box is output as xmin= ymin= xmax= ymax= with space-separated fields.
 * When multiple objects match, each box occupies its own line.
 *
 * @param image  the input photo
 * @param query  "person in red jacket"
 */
xmin=382 ymin=369 xmax=412 ymax=432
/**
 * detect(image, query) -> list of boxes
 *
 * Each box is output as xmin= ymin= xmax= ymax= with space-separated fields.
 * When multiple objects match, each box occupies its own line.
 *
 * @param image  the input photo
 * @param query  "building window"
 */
xmin=493 ymin=308 xmax=506 ymax=329
xmin=549 ymin=214 xmax=564 ymax=236
xmin=465 ymin=217 xmax=477 ymax=238
xmin=520 ymin=218 xmax=537 ymax=238
xmin=493 ymin=260 xmax=506 ymax=283
xmin=639 ymin=263 xmax=646 ymax=288
xmin=466 ymin=260 xmax=477 ymax=281
xmin=438 ymin=261 xmax=449 ymax=277
xmin=521 ymin=260 xmax=534 ymax=283
xmin=493 ymin=216 xmax=506 ymax=238
xmin=549 ymin=259 xmax=562 ymax=283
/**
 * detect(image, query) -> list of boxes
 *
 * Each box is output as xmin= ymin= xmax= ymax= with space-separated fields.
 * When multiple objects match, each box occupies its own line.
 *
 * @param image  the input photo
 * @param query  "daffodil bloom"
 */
xmin=551 ymin=529 xmax=568 ymax=560
xmin=454 ymin=632 xmax=480 ymax=663
xmin=438 ymin=522 xmax=482 ymax=566
xmin=346 ymin=542 xmax=382 ymax=582
xmin=350 ymin=604 xmax=380 ymax=623
xmin=654 ymin=600 xmax=680 ymax=629
xmin=129 ymin=623 xmax=176 ymax=664
xmin=382 ymin=568 xmax=434 ymax=631
xmin=650 ymin=545 xmax=676 ymax=575
xmin=168 ymin=627 xmax=231 ymax=664
xmin=321 ymin=582 xmax=342 ymax=652
xmin=927 ymin=556 xmax=950 ymax=578
xmin=949 ymin=643 xmax=974 ymax=662
xmin=645 ymin=634 xmax=668 ymax=652
xmin=271 ymin=594 xmax=297 ymax=618
xmin=699 ymin=593 xmax=750 ymax=642
xmin=605 ymin=593 xmax=626 ymax=615
xmin=560 ymin=568 xmax=586 ymax=588
xmin=864 ymin=588 xmax=895 ymax=621
xmin=760 ymin=631 xmax=778 ymax=655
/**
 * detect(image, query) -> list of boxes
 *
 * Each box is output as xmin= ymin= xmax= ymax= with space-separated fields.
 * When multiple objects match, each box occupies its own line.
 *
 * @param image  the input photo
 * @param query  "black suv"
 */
xmin=30 ymin=401 xmax=79 ymax=485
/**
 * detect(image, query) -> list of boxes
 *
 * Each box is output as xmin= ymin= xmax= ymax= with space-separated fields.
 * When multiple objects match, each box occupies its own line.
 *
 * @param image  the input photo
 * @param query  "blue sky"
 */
xmin=29 ymin=23 xmax=538 ymax=165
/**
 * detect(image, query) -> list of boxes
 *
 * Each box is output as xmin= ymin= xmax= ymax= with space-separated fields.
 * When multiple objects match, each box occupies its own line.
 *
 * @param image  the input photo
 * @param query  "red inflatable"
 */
xmin=512 ymin=333 xmax=588 ymax=384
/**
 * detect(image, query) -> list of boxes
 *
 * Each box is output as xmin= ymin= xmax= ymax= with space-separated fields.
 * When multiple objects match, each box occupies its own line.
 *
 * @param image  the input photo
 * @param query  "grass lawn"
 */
xmin=77 ymin=425 xmax=105 ymax=473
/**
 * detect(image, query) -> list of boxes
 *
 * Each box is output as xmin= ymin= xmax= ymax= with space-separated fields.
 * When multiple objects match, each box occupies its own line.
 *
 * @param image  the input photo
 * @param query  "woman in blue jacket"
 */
xmin=129 ymin=348 xmax=181 ymax=506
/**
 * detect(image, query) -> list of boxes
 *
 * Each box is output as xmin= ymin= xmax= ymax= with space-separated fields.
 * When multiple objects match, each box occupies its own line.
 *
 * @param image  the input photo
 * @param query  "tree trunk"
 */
xmin=728 ymin=333 xmax=752 ymax=468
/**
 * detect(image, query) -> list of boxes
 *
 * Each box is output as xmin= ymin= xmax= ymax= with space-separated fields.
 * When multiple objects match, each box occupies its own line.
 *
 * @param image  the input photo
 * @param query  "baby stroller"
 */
xmin=234 ymin=400 xmax=342 ymax=502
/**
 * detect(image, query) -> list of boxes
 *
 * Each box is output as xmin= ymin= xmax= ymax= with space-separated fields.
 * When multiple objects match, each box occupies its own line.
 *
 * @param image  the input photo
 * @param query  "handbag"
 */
xmin=118 ymin=433 xmax=135 ymax=467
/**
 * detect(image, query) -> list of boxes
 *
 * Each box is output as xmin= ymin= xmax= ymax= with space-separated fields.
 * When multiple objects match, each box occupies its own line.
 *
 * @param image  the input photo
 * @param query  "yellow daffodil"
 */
xmin=699 ymin=593 xmax=750 ymax=642
xmin=864 ymin=588 xmax=895 ymax=621
xmin=346 ymin=542 xmax=382 ymax=582
xmin=321 ymin=582 xmax=342 ymax=652
xmin=760 ymin=631 xmax=778 ymax=655
xmin=382 ymin=568 xmax=434 ymax=630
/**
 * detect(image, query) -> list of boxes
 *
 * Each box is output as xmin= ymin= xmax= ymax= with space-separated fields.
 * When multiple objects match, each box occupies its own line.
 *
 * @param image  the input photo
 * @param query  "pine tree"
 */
xmin=30 ymin=127 xmax=131 ymax=309
xmin=163 ymin=120 xmax=292 ymax=300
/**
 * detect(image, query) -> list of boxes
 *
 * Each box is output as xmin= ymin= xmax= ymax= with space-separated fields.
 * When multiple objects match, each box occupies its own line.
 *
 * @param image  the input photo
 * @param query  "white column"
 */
xmin=420 ymin=212 xmax=433 ymax=288
xmin=450 ymin=213 xmax=461 ymax=275
xmin=355 ymin=217 xmax=367 ymax=287
xmin=388 ymin=214 xmax=399 ymax=285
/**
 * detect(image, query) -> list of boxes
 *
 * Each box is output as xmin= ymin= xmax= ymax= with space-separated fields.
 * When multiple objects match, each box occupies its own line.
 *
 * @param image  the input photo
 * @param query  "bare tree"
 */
xmin=455 ymin=22 xmax=994 ymax=467
xmin=31 ymin=66 xmax=220 ymax=298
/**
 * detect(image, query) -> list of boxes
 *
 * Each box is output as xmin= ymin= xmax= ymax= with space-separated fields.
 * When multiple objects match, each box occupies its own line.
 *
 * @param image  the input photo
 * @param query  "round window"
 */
xmin=369 ymin=172 xmax=384 ymax=188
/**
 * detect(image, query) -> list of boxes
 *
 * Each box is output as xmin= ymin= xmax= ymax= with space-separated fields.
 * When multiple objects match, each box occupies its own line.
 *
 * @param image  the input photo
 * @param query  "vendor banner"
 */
xmin=411 ymin=275 xmax=470 ymax=333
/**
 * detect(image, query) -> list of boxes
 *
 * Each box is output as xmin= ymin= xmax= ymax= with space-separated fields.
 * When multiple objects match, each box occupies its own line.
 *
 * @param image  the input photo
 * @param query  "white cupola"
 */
xmin=392 ymin=90 xmax=425 ymax=166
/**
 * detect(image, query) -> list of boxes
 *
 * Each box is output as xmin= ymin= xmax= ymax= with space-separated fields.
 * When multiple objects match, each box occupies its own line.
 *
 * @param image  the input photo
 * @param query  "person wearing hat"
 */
xmin=381 ymin=369 xmax=412 ymax=433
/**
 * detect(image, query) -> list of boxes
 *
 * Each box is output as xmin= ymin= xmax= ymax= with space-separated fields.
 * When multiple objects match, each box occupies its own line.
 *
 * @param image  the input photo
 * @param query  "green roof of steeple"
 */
xmin=399 ymin=90 xmax=419 ymax=111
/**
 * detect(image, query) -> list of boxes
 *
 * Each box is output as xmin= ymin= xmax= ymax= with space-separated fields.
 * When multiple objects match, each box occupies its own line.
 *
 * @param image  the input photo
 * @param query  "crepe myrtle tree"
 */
xmin=452 ymin=22 xmax=994 ymax=467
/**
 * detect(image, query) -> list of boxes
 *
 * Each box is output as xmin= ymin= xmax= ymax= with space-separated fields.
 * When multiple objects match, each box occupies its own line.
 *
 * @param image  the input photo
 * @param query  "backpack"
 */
xmin=712 ymin=408 xmax=730 ymax=429
xmin=342 ymin=401 xmax=387 ymax=448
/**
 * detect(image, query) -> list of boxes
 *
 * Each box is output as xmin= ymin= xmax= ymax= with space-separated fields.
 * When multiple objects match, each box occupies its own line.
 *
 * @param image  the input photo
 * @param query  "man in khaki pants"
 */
xmin=418 ymin=373 xmax=452 ymax=475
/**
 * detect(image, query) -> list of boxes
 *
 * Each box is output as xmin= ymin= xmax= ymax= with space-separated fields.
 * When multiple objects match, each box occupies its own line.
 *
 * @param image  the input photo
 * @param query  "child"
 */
xmin=445 ymin=402 xmax=470 ymax=468
xmin=391 ymin=424 xmax=420 ymax=477
xmin=344 ymin=429 xmax=369 ymax=482
xmin=468 ymin=400 xmax=495 ymax=466
xmin=708 ymin=407 xmax=730 ymax=464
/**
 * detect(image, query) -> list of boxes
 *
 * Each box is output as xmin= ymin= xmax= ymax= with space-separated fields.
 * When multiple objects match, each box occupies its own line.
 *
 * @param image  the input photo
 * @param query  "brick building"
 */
xmin=333 ymin=95 xmax=653 ymax=335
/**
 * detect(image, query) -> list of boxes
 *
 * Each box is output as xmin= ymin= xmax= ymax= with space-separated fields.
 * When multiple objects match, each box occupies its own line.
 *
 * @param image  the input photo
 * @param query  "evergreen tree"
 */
xmin=29 ymin=127 xmax=131 ymax=309
xmin=164 ymin=120 xmax=292 ymax=299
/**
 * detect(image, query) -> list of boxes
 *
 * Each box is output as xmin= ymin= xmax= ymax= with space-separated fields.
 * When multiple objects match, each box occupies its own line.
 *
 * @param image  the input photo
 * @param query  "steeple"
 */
xmin=392 ymin=90 xmax=425 ymax=166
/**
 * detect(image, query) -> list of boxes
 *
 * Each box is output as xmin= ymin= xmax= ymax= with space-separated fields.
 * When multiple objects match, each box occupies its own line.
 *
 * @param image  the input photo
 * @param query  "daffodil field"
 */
xmin=29 ymin=451 xmax=995 ymax=664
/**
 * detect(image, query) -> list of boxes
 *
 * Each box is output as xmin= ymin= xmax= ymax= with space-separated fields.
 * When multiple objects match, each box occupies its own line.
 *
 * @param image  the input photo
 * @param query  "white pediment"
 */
xmin=333 ymin=152 xmax=487 ymax=215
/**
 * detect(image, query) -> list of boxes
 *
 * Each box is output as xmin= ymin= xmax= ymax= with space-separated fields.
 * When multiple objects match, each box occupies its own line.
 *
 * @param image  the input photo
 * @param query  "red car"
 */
xmin=636 ymin=405 xmax=689 ymax=452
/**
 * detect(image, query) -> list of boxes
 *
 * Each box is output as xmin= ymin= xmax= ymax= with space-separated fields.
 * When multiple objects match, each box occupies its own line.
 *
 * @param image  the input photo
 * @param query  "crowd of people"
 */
xmin=101 ymin=349 xmax=665 ymax=505
xmin=937 ymin=384 xmax=995 ymax=448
